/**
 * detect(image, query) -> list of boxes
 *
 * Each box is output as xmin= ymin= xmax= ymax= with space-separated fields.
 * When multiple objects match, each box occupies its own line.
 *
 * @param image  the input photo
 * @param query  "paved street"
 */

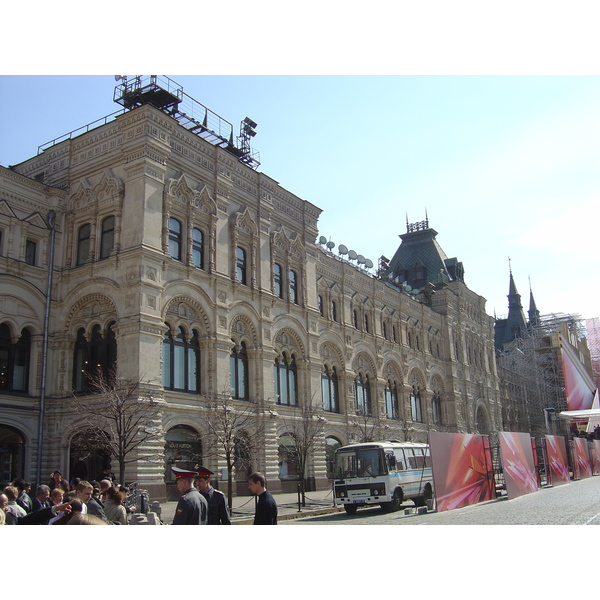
xmin=282 ymin=475 xmax=600 ymax=525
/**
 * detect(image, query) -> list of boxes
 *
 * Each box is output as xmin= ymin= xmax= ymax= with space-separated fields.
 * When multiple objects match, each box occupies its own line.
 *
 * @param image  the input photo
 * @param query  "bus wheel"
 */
xmin=381 ymin=490 xmax=403 ymax=512
xmin=344 ymin=504 xmax=358 ymax=515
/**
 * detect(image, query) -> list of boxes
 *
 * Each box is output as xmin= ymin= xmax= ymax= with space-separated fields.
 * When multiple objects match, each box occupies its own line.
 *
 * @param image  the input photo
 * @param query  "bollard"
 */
xmin=297 ymin=484 xmax=302 ymax=512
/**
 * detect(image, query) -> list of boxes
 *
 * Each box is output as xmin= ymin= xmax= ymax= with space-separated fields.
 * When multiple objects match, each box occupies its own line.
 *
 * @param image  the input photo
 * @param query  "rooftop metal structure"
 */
xmin=114 ymin=76 xmax=260 ymax=169
xmin=37 ymin=76 xmax=260 ymax=170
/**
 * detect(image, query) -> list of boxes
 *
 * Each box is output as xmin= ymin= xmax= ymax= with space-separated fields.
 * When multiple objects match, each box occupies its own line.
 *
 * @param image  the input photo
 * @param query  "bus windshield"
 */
xmin=335 ymin=447 xmax=387 ymax=479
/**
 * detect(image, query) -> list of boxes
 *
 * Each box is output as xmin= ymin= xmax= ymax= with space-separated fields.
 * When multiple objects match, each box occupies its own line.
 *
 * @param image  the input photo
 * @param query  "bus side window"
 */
xmin=395 ymin=450 xmax=405 ymax=471
xmin=424 ymin=448 xmax=432 ymax=468
xmin=414 ymin=448 xmax=425 ymax=469
xmin=405 ymin=448 xmax=416 ymax=469
xmin=386 ymin=452 xmax=396 ymax=472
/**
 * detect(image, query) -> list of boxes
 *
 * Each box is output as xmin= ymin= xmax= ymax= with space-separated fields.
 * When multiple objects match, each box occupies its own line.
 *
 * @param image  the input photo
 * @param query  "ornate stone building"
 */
xmin=0 ymin=77 xmax=500 ymax=499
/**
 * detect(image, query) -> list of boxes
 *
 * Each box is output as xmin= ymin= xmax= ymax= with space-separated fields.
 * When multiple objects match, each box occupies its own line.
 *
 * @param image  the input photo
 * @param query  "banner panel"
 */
xmin=429 ymin=432 xmax=495 ymax=512
xmin=499 ymin=432 xmax=538 ymax=498
xmin=573 ymin=437 xmax=592 ymax=479
xmin=545 ymin=435 xmax=570 ymax=486
xmin=592 ymin=440 xmax=600 ymax=476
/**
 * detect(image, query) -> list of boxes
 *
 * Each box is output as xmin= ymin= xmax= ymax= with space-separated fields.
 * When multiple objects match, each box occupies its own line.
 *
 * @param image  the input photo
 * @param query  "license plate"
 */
xmin=352 ymin=499 xmax=366 ymax=504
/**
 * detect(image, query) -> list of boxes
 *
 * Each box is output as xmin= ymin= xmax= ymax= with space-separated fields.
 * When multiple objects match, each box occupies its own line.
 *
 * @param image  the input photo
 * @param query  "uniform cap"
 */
xmin=194 ymin=466 xmax=214 ymax=478
xmin=172 ymin=467 xmax=198 ymax=479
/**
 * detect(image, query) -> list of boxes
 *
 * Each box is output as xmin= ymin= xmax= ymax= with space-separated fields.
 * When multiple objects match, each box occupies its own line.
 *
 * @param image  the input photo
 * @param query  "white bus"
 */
xmin=333 ymin=440 xmax=434 ymax=514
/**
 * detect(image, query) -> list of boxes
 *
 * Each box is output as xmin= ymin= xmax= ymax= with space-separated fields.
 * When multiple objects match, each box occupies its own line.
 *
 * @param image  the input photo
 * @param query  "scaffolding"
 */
xmin=495 ymin=313 xmax=585 ymax=439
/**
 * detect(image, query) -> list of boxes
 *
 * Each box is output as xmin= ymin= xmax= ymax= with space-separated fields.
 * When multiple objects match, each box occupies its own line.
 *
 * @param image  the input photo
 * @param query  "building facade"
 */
xmin=0 ymin=84 xmax=501 ymax=500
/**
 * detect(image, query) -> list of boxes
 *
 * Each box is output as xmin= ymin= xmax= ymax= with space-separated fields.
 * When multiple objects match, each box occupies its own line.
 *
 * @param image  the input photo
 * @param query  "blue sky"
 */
xmin=1 ymin=74 xmax=599 ymax=323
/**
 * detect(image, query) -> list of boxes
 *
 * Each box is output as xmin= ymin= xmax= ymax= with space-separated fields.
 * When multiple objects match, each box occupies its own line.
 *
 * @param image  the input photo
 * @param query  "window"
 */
xmin=385 ymin=381 xmax=398 ymax=419
xmin=76 ymin=224 xmax=91 ymax=266
xmin=364 ymin=314 xmax=369 ymax=333
xmin=192 ymin=228 xmax=204 ymax=269
xmin=410 ymin=386 xmax=422 ymax=422
xmin=355 ymin=373 xmax=371 ymax=416
xmin=25 ymin=240 xmax=36 ymax=266
xmin=72 ymin=322 xmax=118 ymax=393
xmin=318 ymin=295 xmax=324 ymax=316
xmin=274 ymin=353 xmax=297 ymax=406
xmin=235 ymin=247 xmax=247 ymax=285
xmin=168 ymin=218 xmax=182 ymax=261
xmin=273 ymin=263 xmax=283 ymax=298
xmin=331 ymin=301 xmax=337 ymax=322
xmin=230 ymin=342 xmax=248 ymax=400
xmin=162 ymin=326 xmax=200 ymax=392
xmin=353 ymin=310 xmax=359 ymax=329
xmin=289 ymin=270 xmax=298 ymax=304
xmin=432 ymin=392 xmax=442 ymax=424
xmin=383 ymin=322 xmax=388 ymax=340
xmin=100 ymin=216 xmax=115 ymax=260
xmin=0 ymin=325 xmax=31 ymax=393
xmin=322 ymin=365 xmax=339 ymax=413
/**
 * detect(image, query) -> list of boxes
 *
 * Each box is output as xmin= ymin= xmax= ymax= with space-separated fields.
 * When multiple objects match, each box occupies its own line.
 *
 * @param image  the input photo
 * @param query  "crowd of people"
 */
xmin=1 ymin=465 xmax=278 ymax=526
xmin=0 ymin=469 xmax=131 ymax=525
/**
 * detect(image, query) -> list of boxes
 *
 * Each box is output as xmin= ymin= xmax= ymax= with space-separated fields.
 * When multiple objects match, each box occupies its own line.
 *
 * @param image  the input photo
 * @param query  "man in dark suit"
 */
xmin=194 ymin=467 xmax=231 ymax=525
xmin=31 ymin=485 xmax=52 ymax=523
xmin=172 ymin=467 xmax=208 ymax=525
xmin=248 ymin=472 xmax=277 ymax=525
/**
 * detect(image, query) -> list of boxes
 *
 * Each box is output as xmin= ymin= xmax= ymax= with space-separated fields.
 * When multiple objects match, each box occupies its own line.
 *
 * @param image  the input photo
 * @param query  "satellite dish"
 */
xmin=357 ymin=255 xmax=366 ymax=265
xmin=114 ymin=75 xmax=126 ymax=81
xmin=338 ymin=244 xmax=348 ymax=255
xmin=405 ymin=284 xmax=412 ymax=292
xmin=348 ymin=250 xmax=357 ymax=260
xmin=318 ymin=236 xmax=327 ymax=245
xmin=412 ymin=288 xmax=420 ymax=295
xmin=326 ymin=241 xmax=335 ymax=249
xmin=365 ymin=258 xmax=373 ymax=269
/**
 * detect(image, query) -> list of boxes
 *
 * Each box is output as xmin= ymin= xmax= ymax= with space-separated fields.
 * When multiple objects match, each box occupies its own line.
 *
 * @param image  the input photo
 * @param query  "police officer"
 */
xmin=172 ymin=467 xmax=208 ymax=525
xmin=194 ymin=467 xmax=231 ymax=525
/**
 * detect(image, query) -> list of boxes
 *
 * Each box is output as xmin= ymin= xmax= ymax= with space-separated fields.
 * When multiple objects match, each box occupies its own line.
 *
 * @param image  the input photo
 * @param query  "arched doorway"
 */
xmin=476 ymin=404 xmax=490 ymax=434
xmin=69 ymin=428 xmax=112 ymax=484
xmin=164 ymin=425 xmax=201 ymax=481
xmin=0 ymin=424 xmax=25 ymax=486
xmin=326 ymin=436 xmax=342 ymax=479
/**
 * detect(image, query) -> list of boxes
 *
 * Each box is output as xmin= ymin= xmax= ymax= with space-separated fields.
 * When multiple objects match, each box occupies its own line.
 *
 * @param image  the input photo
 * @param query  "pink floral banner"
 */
xmin=498 ymin=432 xmax=538 ymax=498
xmin=573 ymin=437 xmax=592 ymax=479
xmin=545 ymin=435 xmax=570 ymax=485
xmin=429 ymin=432 xmax=495 ymax=512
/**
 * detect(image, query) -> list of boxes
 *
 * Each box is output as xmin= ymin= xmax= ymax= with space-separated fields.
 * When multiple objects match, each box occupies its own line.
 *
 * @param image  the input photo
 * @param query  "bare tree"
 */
xmin=349 ymin=411 xmax=385 ymax=444
xmin=278 ymin=402 xmax=326 ymax=505
xmin=202 ymin=395 xmax=263 ymax=511
xmin=72 ymin=366 xmax=162 ymax=485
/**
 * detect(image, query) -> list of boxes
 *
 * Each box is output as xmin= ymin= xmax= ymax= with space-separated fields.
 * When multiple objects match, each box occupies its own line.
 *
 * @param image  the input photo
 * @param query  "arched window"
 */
xmin=274 ymin=352 xmax=297 ymax=406
xmin=235 ymin=247 xmax=247 ymax=285
xmin=168 ymin=218 xmax=182 ymax=261
xmin=289 ymin=270 xmax=299 ymax=304
xmin=77 ymin=223 xmax=91 ymax=266
xmin=0 ymin=325 xmax=31 ymax=393
xmin=72 ymin=323 xmax=118 ymax=393
xmin=99 ymin=216 xmax=115 ymax=260
xmin=432 ymin=391 xmax=442 ymax=424
xmin=164 ymin=425 xmax=202 ymax=482
xmin=230 ymin=342 xmax=248 ymax=400
xmin=384 ymin=380 xmax=398 ymax=419
xmin=192 ymin=227 xmax=204 ymax=269
xmin=273 ymin=263 xmax=283 ymax=298
xmin=322 ymin=365 xmax=339 ymax=413
xmin=355 ymin=373 xmax=371 ymax=416
xmin=410 ymin=385 xmax=422 ymax=422
xmin=162 ymin=326 xmax=200 ymax=393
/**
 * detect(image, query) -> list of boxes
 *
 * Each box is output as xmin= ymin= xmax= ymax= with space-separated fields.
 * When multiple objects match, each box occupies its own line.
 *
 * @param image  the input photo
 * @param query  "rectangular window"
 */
xmin=289 ymin=269 xmax=298 ymax=304
xmin=100 ymin=216 xmax=115 ymax=260
xmin=192 ymin=228 xmax=203 ymax=269
xmin=169 ymin=218 xmax=182 ymax=261
xmin=273 ymin=264 xmax=283 ymax=298
xmin=236 ymin=247 xmax=247 ymax=285
xmin=25 ymin=240 xmax=36 ymax=266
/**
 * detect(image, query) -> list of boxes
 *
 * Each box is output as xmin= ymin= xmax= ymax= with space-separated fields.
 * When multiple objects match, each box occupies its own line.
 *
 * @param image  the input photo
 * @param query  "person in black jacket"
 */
xmin=194 ymin=467 xmax=231 ymax=525
xmin=248 ymin=472 xmax=277 ymax=525
xmin=172 ymin=467 xmax=208 ymax=525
